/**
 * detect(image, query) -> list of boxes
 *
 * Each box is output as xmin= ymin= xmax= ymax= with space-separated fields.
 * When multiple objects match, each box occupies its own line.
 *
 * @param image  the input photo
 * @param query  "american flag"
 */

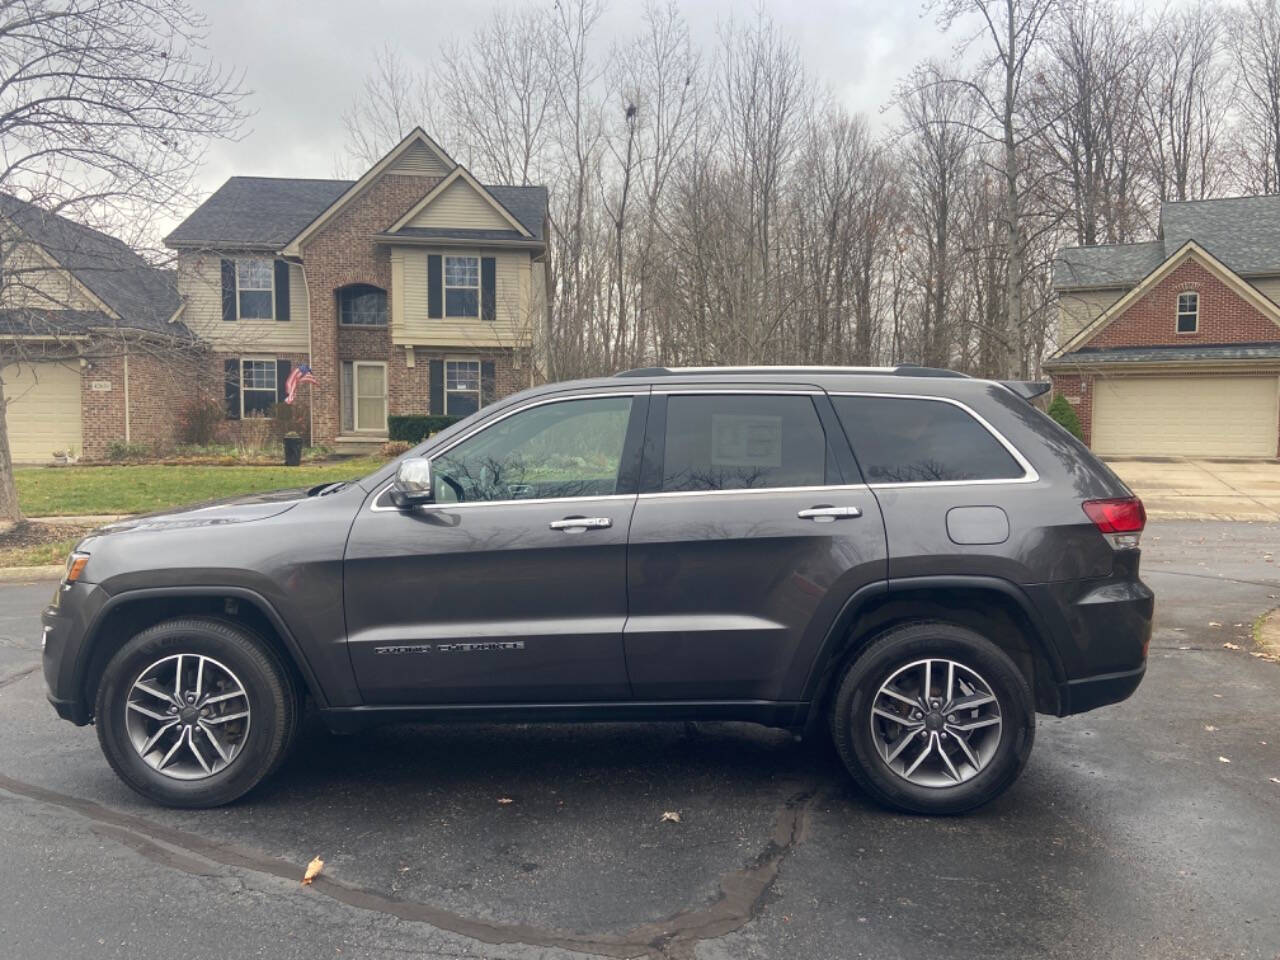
xmin=284 ymin=363 xmax=318 ymax=405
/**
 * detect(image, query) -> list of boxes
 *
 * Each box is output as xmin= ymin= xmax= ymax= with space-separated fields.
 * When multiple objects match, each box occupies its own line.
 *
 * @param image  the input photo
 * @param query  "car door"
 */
xmin=345 ymin=389 xmax=648 ymax=704
xmin=623 ymin=387 xmax=888 ymax=702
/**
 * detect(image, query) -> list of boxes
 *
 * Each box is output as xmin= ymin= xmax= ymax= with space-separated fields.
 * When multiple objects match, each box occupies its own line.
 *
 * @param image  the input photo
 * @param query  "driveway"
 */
xmin=1107 ymin=457 xmax=1280 ymax=521
xmin=0 ymin=522 xmax=1278 ymax=959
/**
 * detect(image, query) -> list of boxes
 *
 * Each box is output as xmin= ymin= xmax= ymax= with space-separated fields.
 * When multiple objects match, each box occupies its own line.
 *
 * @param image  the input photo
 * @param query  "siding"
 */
xmin=0 ymin=239 xmax=104 ymax=313
xmin=177 ymin=251 xmax=309 ymax=351
xmin=389 ymin=140 xmax=451 ymax=177
xmin=390 ymin=247 xmax=534 ymax=348
xmin=406 ymin=179 xmax=514 ymax=231
xmin=1057 ymin=287 xmax=1125 ymax=345
xmin=1249 ymin=276 xmax=1280 ymax=306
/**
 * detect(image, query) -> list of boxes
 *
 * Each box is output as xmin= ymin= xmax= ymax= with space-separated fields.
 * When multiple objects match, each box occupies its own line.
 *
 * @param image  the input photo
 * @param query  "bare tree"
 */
xmin=1229 ymin=0 xmax=1280 ymax=194
xmin=0 ymin=0 xmax=246 ymax=521
xmin=336 ymin=45 xmax=433 ymax=176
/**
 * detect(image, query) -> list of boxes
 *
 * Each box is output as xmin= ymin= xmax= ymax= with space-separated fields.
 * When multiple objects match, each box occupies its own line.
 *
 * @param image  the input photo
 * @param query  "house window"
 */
xmin=237 ymin=259 xmax=274 ymax=320
xmin=339 ymin=284 xmax=387 ymax=326
xmin=445 ymin=359 xmax=482 ymax=415
xmin=341 ymin=361 xmax=388 ymax=432
xmin=1176 ymin=291 xmax=1198 ymax=333
xmin=444 ymin=256 xmax=480 ymax=318
xmin=240 ymin=359 xmax=277 ymax=417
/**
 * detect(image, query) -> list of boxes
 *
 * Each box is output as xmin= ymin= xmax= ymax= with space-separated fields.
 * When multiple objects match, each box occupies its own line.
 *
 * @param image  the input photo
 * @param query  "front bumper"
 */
xmin=41 ymin=580 xmax=106 ymax=725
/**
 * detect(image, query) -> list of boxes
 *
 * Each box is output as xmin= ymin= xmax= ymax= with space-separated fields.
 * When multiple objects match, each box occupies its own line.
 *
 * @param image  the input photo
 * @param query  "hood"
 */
xmin=89 ymin=487 xmax=310 ymax=537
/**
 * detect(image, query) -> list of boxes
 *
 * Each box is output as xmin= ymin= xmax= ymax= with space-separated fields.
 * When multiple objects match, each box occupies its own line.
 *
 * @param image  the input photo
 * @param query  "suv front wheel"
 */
xmin=95 ymin=617 xmax=299 ymax=808
xmin=831 ymin=621 xmax=1034 ymax=815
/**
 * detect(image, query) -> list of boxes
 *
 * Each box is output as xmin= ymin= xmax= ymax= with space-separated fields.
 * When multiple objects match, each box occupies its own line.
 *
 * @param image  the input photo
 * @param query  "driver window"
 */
xmin=431 ymin=396 xmax=633 ymax=503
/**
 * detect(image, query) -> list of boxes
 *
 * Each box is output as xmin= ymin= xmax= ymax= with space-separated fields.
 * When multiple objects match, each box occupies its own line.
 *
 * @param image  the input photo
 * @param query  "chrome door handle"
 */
xmin=797 ymin=505 xmax=862 ymax=521
xmin=549 ymin=517 xmax=613 ymax=531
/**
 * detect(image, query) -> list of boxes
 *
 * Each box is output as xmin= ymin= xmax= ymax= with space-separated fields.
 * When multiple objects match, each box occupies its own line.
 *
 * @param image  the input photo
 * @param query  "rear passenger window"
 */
xmin=833 ymin=396 xmax=1024 ymax=484
xmin=662 ymin=394 xmax=829 ymax=492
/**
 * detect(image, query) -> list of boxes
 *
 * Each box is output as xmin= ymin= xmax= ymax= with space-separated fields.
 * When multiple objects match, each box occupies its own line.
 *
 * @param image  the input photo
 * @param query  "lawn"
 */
xmin=15 ymin=456 xmax=386 ymax=517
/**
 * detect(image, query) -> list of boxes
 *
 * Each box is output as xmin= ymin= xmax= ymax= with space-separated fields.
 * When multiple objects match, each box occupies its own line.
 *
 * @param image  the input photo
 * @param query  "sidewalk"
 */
xmin=1105 ymin=458 xmax=1280 ymax=521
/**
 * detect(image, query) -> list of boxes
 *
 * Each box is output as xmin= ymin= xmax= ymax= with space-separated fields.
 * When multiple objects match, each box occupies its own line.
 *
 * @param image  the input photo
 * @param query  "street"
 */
xmin=0 ymin=520 xmax=1277 ymax=960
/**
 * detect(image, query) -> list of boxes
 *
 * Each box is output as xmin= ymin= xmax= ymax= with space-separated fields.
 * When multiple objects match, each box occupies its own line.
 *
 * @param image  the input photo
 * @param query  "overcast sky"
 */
xmin=192 ymin=0 xmax=958 ymax=196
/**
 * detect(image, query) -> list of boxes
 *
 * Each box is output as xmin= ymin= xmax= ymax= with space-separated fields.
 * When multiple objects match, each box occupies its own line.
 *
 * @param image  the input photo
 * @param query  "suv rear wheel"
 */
xmin=95 ymin=617 xmax=299 ymax=808
xmin=830 ymin=621 xmax=1034 ymax=815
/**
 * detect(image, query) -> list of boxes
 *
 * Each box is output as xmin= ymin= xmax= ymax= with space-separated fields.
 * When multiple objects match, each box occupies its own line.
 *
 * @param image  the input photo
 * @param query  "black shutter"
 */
xmin=224 ymin=358 xmax=240 ymax=419
xmin=481 ymin=257 xmax=496 ymax=322
xmin=429 ymin=359 xmax=444 ymax=414
xmin=221 ymin=259 xmax=235 ymax=322
xmin=428 ymin=254 xmax=442 ymax=318
xmin=274 ymin=260 xmax=290 ymax=321
xmin=481 ymin=360 xmax=495 ymax=406
xmin=276 ymin=359 xmax=291 ymax=403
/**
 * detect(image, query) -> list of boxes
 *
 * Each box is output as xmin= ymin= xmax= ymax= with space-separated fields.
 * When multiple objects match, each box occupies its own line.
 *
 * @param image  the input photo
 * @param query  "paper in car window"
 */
xmin=711 ymin=414 xmax=782 ymax=468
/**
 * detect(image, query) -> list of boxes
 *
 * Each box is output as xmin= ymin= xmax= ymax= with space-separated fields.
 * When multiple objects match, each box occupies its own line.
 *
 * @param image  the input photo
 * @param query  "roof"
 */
xmin=0 ymin=193 xmax=181 ymax=335
xmin=164 ymin=177 xmax=352 ymax=250
xmin=1053 ymin=241 xmax=1165 ymax=290
xmin=167 ymin=176 xmax=547 ymax=249
xmin=1046 ymin=341 xmax=1280 ymax=367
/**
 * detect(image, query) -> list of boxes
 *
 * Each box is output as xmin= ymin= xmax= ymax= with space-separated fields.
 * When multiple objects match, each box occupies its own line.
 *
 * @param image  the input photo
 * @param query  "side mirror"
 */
xmin=389 ymin=456 xmax=434 ymax=509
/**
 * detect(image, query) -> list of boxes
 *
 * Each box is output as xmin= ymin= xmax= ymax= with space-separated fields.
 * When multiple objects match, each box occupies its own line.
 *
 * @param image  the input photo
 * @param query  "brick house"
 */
xmin=1047 ymin=196 xmax=1280 ymax=458
xmin=0 ymin=193 xmax=191 ymax=462
xmin=164 ymin=128 xmax=548 ymax=450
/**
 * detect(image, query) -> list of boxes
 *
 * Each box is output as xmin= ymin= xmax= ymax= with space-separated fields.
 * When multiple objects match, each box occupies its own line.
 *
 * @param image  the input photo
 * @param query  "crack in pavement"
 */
xmin=0 ymin=663 xmax=39 ymax=690
xmin=0 ymin=773 xmax=820 ymax=960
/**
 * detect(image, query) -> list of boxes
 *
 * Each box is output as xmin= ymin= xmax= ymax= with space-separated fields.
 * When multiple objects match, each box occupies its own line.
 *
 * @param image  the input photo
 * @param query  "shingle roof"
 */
xmin=381 ymin=226 xmax=542 ymax=245
xmin=1046 ymin=341 xmax=1280 ymax=367
xmin=166 ymin=176 xmax=548 ymax=249
xmin=0 ymin=193 xmax=181 ymax=335
xmin=1053 ymin=240 xmax=1165 ymax=290
xmin=164 ymin=177 xmax=352 ymax=250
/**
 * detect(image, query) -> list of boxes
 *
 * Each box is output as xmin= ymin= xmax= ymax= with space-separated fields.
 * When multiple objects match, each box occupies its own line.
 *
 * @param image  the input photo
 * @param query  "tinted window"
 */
xmin=662 ymin=394 xmax=828 ymax=492
xmin=432 ymin=396 xmax=632 ymax=502
xmin=833 ymin=396 xmax=1024 ymax=483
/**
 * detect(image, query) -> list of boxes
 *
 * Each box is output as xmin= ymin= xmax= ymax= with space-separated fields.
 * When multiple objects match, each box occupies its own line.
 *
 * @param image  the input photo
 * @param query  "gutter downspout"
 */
xmin=123 ymin=352 xmax=131 ymax=444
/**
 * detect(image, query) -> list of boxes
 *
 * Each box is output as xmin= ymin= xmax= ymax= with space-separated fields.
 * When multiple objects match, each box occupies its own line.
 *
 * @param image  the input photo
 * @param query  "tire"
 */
xmin=829 ymin=621 xmax=1034 ymax=815
xmin=95 ymin=617 xmax=299 ymax=808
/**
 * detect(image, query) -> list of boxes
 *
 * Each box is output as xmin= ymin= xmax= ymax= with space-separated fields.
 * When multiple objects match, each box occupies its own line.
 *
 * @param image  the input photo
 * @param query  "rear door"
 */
xmin=623 ymin=387 xmax=888 ymax=701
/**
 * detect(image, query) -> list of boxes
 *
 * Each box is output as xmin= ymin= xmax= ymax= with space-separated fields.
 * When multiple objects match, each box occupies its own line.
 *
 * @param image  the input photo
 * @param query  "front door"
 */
xmin=624 ymin=389 xmax=888 ymax=702
xmin=345 ymin=391 xmax=646 ymax=704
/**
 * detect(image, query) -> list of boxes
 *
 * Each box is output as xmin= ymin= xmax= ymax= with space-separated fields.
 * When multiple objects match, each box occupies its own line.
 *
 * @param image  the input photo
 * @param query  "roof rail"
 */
xmin=613 ymin=364 xmax=970 ymax=379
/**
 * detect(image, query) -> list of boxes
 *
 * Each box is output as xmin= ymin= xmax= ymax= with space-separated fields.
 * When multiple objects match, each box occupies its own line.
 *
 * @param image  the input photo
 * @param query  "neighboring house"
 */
xmin=1047 ymin=196 xmax=1280 ymax=458
xmin=164 ymin=128 xmax=548 ymax=449
xmin=0 ymin=193 xmax=187 ymax=462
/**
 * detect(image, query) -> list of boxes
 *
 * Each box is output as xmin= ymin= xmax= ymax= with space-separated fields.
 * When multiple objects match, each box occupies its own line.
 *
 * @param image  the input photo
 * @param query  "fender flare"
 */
xmin=73 ymin=585 xmax=330 ymax=713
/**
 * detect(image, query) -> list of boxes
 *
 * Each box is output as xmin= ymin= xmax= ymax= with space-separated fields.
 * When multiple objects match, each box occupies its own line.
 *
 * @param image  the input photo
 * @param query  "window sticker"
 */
xmin=710 ymin=414 xmax=782 ymax=468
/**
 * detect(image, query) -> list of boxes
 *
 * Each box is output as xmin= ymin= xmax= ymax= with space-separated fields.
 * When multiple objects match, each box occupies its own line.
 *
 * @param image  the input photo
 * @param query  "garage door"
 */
xmin=2 ymin=361 xmax=83 ymax=463
xmin=1092 ymin=375 xmax=1279 ymax=457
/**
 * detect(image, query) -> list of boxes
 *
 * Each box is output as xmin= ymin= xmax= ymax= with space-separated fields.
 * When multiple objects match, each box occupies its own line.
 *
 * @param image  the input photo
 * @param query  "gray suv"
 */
xmin=42 ymin=366 xmax=1153 ymax=814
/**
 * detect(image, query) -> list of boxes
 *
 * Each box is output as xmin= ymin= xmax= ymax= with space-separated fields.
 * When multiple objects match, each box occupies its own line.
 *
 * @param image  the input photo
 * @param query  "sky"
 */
xmin=190 ymin=0 xmax=960 ymax=198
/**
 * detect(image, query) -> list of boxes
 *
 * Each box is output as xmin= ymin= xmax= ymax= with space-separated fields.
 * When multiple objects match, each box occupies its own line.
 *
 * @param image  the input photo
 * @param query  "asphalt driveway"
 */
xmin=0 ymin=521 xmax=1277 ymax=960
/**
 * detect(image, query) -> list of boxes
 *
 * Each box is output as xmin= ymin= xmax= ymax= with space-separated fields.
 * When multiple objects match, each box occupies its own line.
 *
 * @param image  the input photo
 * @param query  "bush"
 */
xmin=229 ymin=414 xmax=273 ymax=457
xmin=381 ymin=440 xmax=412 ymax=459
xmin=388 ymin=414 xmax=459 ymax=443
xmin=1047 ymin=393 xmax=1084 ymax=441
xmin=105 ymin=440 xmax=153 ymax=462
xmin=177 ymin=395 xmax=225 ymax=446
xmin=269 ymin=401 xmax=311 ymax=445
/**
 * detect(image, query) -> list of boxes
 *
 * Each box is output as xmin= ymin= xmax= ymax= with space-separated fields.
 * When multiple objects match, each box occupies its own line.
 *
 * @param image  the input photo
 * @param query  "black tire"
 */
xmin=95 ymin=617 xmax=299 ymax=808
xmin=830 ymin=621 xmax=1034 ymax=815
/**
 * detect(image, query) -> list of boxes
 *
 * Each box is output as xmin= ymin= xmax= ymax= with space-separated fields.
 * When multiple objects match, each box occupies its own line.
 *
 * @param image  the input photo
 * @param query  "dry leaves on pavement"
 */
xmin=302 ymin=856 xmax=324 ymax=886
xmin=660 ymin=811 xmax=682 ymax=823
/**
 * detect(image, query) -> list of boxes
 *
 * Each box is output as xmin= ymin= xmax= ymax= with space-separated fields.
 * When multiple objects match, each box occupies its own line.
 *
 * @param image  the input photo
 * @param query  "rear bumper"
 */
xmin=1056 ymin=662 xmax=1146 ymax=715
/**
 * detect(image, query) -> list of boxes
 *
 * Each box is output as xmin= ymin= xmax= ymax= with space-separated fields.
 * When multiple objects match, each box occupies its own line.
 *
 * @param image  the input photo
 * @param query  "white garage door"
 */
xmin=2 ymin=361 xmax=83 ymax=463
xmin=1092 ymin=375 xmax=1279 ymax=458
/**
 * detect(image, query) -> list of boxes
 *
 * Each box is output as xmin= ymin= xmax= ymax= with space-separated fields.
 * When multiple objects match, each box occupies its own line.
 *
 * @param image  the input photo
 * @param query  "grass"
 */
xmin=0 ymin=535 xmax=82 ymax=567
xmin=15 ymin=456 xmax=386 ymax=517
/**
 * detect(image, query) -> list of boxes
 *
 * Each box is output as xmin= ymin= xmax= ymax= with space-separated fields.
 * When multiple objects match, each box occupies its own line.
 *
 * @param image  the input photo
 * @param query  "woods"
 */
xmin=341 ymin=0 xmax=1280 ymax=382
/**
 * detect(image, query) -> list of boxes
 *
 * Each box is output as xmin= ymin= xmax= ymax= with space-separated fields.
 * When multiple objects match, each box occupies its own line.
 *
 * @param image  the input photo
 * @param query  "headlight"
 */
xmin=64 ymin=551 xmax=90 ymax=584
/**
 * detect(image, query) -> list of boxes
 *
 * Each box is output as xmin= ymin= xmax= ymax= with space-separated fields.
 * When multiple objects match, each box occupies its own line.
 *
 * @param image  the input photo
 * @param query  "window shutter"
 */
xmin=481 ymin=257 xmax=496 ymax=322
xmin=221 ymin=260 xmax=235 ymax=322
xmin=429 ymin=359 xmax=444 ymax=414
xmin=274 ymin=260 xmax=290 ymax=321
xmin=276 ymin=359 xmax=291 ymax=403
xmin=224 ymin=358 xmax=240 ymax=419
xmin=481 ymin=360 xmax=495 ymax=406
xmin=428 ymin=255 xmax=443 ymax=319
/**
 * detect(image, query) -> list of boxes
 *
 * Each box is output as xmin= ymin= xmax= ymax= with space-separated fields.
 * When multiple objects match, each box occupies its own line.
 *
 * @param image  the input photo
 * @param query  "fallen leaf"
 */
xmin=660 ymin=811 xmax=682 ymax=823
xmin=1204 ymin=725 xmax=1218 ymax=731
xmin=1208 ymin=621 xmax=1222 ymax=627
xmin=1223 ymin=642 xmax=1241 ymax=650
xmin=1213 ymin=693 xmax=1224 ymax=698
xmin=302 ymin=856 xmax=324 ymax=886
xmin=497 ymin=797 xmax=514 ymax=805
xmin=1218 ymin=756 xmax=1231 ymax=764
xmin=1270 ymin=777 xmax=1280 ymax=785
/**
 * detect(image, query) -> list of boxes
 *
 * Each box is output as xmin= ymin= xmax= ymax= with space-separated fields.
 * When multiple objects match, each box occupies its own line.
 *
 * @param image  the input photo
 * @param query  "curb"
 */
xmin=0 ymin=565 xmax=64 ymax=582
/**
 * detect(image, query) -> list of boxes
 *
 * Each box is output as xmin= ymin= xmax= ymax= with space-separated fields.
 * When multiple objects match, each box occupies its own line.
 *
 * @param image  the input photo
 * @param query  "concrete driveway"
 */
xmin=0 ymin=521 xmax=1278 ymax=959
xmin=1107 ymin=457 xmax=1280 ymax=521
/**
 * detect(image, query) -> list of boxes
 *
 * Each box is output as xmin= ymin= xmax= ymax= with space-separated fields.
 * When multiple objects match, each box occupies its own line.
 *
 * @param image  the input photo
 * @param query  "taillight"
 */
xmin=1082 ymin=497 xmax=1146 ymax=548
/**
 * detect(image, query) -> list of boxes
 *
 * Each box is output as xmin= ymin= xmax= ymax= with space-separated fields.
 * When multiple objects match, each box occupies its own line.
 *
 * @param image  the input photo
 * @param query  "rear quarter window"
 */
xmin=832 ymin=395 xmax=1025 ymax=484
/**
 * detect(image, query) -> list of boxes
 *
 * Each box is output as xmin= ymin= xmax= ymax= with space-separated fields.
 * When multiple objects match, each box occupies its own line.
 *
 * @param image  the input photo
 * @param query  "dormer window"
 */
xmin=1176 ymin=291 xmax=1198 ymax=333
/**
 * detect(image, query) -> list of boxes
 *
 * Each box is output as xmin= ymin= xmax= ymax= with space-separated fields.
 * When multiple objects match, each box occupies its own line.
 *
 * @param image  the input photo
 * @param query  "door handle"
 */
xmin=797 ymin=505 xmax=862 ymax=522
xmin=549 ymin=517 xmax=613 ymax=531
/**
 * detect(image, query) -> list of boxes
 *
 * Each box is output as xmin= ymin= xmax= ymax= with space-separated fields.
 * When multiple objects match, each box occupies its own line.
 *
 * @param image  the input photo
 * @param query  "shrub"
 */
xmin=381 ymin=440 xmax=412 ymax=459
xmin=104 ymin=440 xmax=152 ymax=462
xmin=388 ymin=414 xmax=459 ymax=443
xmin=229 ymin=414 xmax=274 ymax=457
xmin=1047 ymin=393 xmax=1084 ymax=441
xmin=269 ymin=401 xmax=311 ymax=444
xmin=177 ymin=395 xmax=225 ymax=446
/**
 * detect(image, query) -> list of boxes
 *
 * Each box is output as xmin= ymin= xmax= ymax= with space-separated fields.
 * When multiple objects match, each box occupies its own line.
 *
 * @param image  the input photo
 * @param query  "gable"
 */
xmin=1078 ymin=253 xmax=1280 ymax=351
xmin=388 ymin=140 xmax=451 ymax=177
xmin=403 ymin=178 xmax=515 ymax=231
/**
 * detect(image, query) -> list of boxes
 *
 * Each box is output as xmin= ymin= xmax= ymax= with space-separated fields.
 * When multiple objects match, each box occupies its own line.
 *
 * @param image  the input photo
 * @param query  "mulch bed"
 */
xmin=0 ymin=520 xmax=96 ymax=549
